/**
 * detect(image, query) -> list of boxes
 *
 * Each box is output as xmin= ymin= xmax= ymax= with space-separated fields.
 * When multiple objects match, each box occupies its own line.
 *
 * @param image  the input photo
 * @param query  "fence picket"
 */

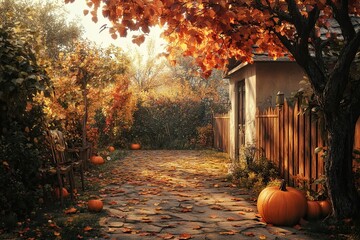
xmin=213 ymin=98 xmax=360 ymax=189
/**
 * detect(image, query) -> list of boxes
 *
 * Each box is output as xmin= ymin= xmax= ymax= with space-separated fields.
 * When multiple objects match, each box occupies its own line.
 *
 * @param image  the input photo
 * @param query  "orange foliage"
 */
xmin=69 ymin=0 xmax=360 ymax=75
xmin=39 ymin=40 xmax=134 ymax=145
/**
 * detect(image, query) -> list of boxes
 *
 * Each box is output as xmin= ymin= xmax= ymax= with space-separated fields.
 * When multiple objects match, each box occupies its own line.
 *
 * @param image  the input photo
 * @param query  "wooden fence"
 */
xmin=213 ymin=114 xmax=230 ymax=154
xmin=256 ymin=99 xmax=360 ymax=188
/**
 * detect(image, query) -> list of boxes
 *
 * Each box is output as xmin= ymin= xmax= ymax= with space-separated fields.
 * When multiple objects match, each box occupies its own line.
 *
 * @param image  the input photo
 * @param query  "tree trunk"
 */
xmin=82 ymin=81 xmax=88 ymax=148
xmin=324 ymin=111 xmax=360 ymax=219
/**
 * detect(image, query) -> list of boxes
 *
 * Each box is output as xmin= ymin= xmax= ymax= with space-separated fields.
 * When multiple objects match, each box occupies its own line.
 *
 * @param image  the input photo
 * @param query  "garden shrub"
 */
xmin=229 ymin=147 xmax=280 ymax=195
xmin=0 ymin=25 xmax=50 ymax=228
xmin=124 ymin=97 xmax=214 ymax=149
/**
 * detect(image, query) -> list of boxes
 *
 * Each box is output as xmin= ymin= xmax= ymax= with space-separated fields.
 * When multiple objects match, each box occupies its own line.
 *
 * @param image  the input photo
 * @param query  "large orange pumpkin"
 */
xmin=108 ymin=146 xmax=115 ymax=152
xmin=90 ymin=155 xmax=105 ymax=165
xmin=257 ymin=180 xmax=307 ymax=226
xmin=306 ymin=200 xmax=322 ymax=220
xmin=54 ymin=187 xmax=69 ymax=199
xmin=88 ymin=199 xmax=103 ymax=212
xmin=318 ymin=200 xmax=332 ymax=218
xmin=130 ymin=143 xmax=141 ymax=150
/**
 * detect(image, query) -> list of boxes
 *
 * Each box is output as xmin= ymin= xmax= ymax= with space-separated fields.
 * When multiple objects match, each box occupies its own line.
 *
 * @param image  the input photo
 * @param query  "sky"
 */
xmin=62 ymin=0 xmax=167 ymax=55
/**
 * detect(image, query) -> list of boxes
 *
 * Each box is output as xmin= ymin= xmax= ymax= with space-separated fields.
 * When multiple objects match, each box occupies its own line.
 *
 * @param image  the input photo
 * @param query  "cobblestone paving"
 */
xmin=98 ymin=150 xmax=326 ymax=240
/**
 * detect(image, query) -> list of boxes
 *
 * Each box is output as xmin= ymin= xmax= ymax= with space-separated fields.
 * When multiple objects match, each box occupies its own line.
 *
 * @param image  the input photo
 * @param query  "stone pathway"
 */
xmin=97 ymin=150 xmax=326 ymax=240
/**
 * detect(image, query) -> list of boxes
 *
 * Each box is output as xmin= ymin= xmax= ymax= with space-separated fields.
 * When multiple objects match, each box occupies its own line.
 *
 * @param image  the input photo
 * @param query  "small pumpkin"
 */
xmin=130 ymin=143 xmax=141 ymax=150
xmin=88 ymin=199 xmax=103 ymax=212
xmin=90 ymin=155 xmax=105 ymax=165
xmin=54 ymin=187 xmax=69 ymax=199
xmin=108 ymin=146 xmax=115 ymax=152
xmin=257 ymin=179 xmax=307 ymax=226
xmin=306 ymin=200 xmax=322 ymax=220
xmin=318 ymin=200 xmax=332 ymax=218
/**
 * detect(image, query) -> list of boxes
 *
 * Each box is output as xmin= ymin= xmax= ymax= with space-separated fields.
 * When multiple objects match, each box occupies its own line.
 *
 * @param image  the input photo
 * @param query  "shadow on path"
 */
xmin=97 ymin=150 xmax=326 ymax=240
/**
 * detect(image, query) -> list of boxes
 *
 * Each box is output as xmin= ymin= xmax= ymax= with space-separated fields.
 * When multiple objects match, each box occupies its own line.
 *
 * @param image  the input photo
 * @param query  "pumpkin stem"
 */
xmin=279 ymin=179 xmax=287 ymax=191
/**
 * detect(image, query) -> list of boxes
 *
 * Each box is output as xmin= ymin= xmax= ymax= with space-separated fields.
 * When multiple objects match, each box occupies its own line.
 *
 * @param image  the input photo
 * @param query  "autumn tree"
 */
xmin=44 ymin=41 xmax=133 ymax=147
xmin=72 ymin=0 xmax=360 ymax=220
xmin=0 ymin=0 xmax=82 ymax=59
xmin=127 ymin=37 xmax=172 ymax=99
xmin=169 ymin=54 xmax=229 ymax=113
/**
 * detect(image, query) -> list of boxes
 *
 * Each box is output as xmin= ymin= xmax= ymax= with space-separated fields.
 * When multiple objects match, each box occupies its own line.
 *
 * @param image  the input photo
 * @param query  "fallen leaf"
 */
xmin=259 ymin=234 xmax=267 ymax=239
xmin=227 ymin=217 xmax=237 ymax=221
xmin=210 ymin=205 xmax=223 ymax=210
xmin=121 ymin=227 xmax=132 ymax=233
xmin=181 ymin=208 xmax=192 ymax=213
xmin=139 ymin=232 xmax=152 ymax=236
xmin=54 ymin=231 xmax=61 ymax=236
xmin=159 ymin=233 xmax=174 ymax=239
xmin=220 ymin=230 xmax=237 ymax=235
xmin=243 ymin=232 xmax=255 ymax=237
xmin=84 ymin=226 xmax=92 ymax=232
xmin=231 ymin=197 xmax=243 ymax=201
xmin=64 ymin=207 xmax=77 ymax=214
xmin=293 ymin=224 xmax=302 ymax=230
xmin=192 ymin=225 xmax=201 ymax=230
xmin=210 ymin=214 xmax=217 ymax=219
xmin=179 ymin=233 xmax=192 ymax=239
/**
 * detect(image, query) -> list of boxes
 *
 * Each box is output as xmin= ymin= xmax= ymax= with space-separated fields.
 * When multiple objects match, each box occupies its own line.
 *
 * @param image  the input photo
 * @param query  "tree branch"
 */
xmin=324 ymin=31 xmax=360 ymax=112
xmin=285 ymin=0 xmax=304 ymax=33
xmin=327 ymin=0 xmax=356 ymax=41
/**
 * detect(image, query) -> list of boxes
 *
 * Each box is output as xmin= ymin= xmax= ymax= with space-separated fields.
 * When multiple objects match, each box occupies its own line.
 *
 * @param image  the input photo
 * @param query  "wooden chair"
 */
xmin=54 ymin=130 xmax=86 ymax=192
xmin=44 ymin=130 xmax=86 ymax=205
xmin=45 ymin=129 xmax=76 ymax=206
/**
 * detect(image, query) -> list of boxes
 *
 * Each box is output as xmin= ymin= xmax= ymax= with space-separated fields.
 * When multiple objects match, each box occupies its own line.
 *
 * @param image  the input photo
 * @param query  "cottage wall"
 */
xmin=256 ymin=62 xmax=305 ymax=109
xmin=228 ymin=64 xmax=256 ymax=160
xmin=227 ymin=61 xmax=305 ymax=161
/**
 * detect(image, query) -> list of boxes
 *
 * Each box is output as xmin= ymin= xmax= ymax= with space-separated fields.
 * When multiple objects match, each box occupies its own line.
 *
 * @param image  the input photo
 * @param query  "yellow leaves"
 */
xmin=220 ymin=230 xmax=237 ymax=235
xmin=180 ymin=43 xmax=188 ymax=51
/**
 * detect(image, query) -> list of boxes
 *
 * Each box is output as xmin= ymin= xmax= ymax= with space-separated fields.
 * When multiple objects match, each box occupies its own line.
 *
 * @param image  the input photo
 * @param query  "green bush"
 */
xmin=229 ymin=154 xmax=280 ymax=195
xmin=0 ymin=25 xmax=50 ymax=228
xmin=123 ymin=97 xmax=213 ymax=149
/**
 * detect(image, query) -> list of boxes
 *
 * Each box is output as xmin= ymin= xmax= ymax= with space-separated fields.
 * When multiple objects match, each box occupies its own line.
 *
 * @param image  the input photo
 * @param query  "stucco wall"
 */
xmin=256 ymin=62 xmax=305 ymax=109
xmin=227 ymin=61 xmax=305 ymax=161
xmin=228 ymin=64 xmax=256 ymax=160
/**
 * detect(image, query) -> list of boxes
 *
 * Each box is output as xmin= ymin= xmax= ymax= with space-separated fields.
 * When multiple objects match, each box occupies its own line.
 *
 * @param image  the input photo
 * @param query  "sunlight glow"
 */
xmin=63 ymin=0 xmax=167 ymax=54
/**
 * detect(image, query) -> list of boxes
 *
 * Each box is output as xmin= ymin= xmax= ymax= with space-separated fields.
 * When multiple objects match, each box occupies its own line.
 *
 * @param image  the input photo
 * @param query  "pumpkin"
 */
xmin=108 ymin=146 xmax=115 ymax=152
xmin=318 ymin=200 xmax=332 ymax=218
xmin=130 ymin=143 xmax=141 ymax=150
xmin=90 ymin=155 xmax=105 ymax=165
xmin=306 ymin=200 xmax=322 ymax=220
xmin=54 ymin=187 xmax=69 ymax=199
xmin=88 ymin=199 xmax=103 ymax=212
xmin=257 ymin=179 xmax=307 ymax=226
